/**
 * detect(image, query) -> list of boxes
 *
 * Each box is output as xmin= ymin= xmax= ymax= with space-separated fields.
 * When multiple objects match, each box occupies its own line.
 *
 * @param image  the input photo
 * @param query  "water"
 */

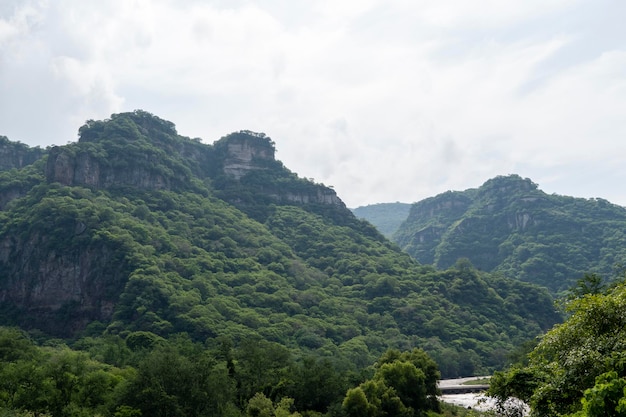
xmin=441 ymin=393 xmax=529 ymax=415
xmin=441 ymin=393 xmax=491 ymax=410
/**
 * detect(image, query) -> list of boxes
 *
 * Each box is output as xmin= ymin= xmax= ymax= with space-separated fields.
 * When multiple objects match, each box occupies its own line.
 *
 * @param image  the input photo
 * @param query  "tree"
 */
xmin=0 ymin=327 xmax=38 ymax=362
xmin=342 ymin=349 xmax=441 ymax=417
xmin=343 ymin=387 xmax=372 ymax=417
xmin=120 ymin=344 xmax=236 ymax=417
xmin=246 ymin=393 xmax=302 ymax=417
xmin=288 ymin=356 xmax=346 ymax=413
xmin=376 ymin=361 xmax=426 ymax=413
xmin=566 ymin=273 xmax=606 ymax=300
xmin=234 ymin=339 xmax=292 ymax=405
xmin=247 ymin=392 xmax=274 ymax=417
xmin=488 ymin=280 xmax=626 ymax=416
xmin=577 ymin=371 xmax=626 ymax=417
xmin=376 ymin=348 xmax=441 ymax=411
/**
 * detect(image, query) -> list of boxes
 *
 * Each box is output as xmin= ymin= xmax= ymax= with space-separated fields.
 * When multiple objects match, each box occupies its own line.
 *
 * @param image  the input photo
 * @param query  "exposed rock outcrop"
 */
xmin=280 ymin=189 xmax=343 ymax=206
xmin=2 ymin=114 xmax=353 ymax=336
xmin=0 ymin=233 xmax=129 ymax=336
xmin=222 ymin=132 xmax=275 ymax=179
xmin=219 ymin=131 xmax=345 ymax=208
xmin=46 ymin=147 xmax=177 ymax=190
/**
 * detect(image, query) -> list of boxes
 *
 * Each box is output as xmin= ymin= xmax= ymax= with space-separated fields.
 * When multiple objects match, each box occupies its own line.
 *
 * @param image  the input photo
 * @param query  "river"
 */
xmin=441 ymin=392 xmax=492 ymax=410
xmin=439 ymin=377 xmax=528 ymax=415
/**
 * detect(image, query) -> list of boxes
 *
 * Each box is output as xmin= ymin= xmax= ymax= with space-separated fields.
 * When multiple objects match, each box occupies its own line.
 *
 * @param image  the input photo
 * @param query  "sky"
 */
xmin=1 ymin=0 xmax=625 ymax=208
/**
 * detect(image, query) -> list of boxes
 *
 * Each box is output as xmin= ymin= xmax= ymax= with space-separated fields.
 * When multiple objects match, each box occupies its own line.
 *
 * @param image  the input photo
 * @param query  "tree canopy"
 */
xmin=0 ymin=112 xmax=572 ymax=416
xmin=488 ymin=278 xmax=626 ymax=416
xmin=393 ymin=174 xmax=626 ymax=294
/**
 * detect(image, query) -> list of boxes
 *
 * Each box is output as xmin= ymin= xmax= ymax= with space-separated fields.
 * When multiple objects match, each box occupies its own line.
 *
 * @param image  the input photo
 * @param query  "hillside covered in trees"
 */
xmin=0 ymin=111 xmax=561 ymax=416
xmin=351 ymin=202 xmax=411 ymax=238
xmin=392 ymin=175 xmax=626 ymax=294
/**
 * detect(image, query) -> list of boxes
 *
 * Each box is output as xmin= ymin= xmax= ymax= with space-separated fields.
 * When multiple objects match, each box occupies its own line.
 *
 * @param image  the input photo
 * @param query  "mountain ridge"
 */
xmin=391 ymin=174 xmax=626 ymax=293
xmin=0 ymin=111 xmax=559 ymax=379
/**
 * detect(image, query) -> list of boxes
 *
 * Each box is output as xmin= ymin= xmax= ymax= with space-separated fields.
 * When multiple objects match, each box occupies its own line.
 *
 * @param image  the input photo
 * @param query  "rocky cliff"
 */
xmin=220 ymin=130 xmax=275 ymax=179
xmin=217 ymin=130 xmax=345 ymax=210
xmin=0 ymin=233 xmax=129 ymax=335
xmin=394 ymin=175 xmax=626 ymax=292
xmin=45 ymin=146 xmax=179 ymax=190
xmin=0 ymin=112 xmax=351 ymax=334
xmin=279 ymin=188 xmax=343 ymax=206
xmin=44 ymin=111 xmax=216 ymax=191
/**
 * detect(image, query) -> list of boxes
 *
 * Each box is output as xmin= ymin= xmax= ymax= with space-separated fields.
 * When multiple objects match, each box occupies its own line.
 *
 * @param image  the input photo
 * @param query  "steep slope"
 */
xmin=394 ymin=175 xmax=626 ymax=293
xmin=351 ymin=202 xmax=412 ymax=238
xmin=0 ymin=136 xmax=46 ymax=172
xmin=0 ymin=137 xmax=47 ymax=209
xmin=0 ymin=112 xmax=560 ymax=377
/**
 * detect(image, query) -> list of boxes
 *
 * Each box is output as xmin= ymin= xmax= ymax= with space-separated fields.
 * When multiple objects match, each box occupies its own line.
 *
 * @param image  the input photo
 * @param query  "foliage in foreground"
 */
xmin=487 ymin=276 xmax=626 ymax=416
xmin=342 ymin=349 xmax=440 ymax=417
xmin=0 ymin=326 xmax=456 ymax=417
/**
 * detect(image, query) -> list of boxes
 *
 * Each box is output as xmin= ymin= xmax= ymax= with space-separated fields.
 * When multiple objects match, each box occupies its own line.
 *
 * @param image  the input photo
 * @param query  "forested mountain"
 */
xmin=351 ymin=202 xmax=411 ymax=238
xmin=0 ymin=111 xmax=560 ymax=416
xmin=0 ymin=135 xmax=46 ymax=172
xmin=393 ymin=175 xmax=626 ymax=294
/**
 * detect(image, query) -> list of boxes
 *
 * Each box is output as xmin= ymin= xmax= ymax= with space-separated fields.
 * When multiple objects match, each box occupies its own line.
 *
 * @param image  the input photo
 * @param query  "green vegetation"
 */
xmin=0 ymin=112 xmax=567 ymax=416
xmin=394 ymin=175 xmax=626 ymax=294
xmin=342 ymin=348 xmax=440 ymax=417
xmin=352 ymin=202 xmax=412 ymax=238
xmin=0 ymin=326 xmax=494 ymax=417
xmin=0 ymin=135 xmax=46 ymax=171
xmin=487 ymin=277 xmax=626 ymax=416
xmin=461 ymin=378 xmax=490 ymax=386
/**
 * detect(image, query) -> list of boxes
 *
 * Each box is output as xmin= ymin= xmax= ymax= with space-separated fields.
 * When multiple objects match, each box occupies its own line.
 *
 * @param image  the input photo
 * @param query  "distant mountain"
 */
xmin=0 ymin=112 xmax=560 ymax=378
xmin=393 ymin=175 xmax=626 ymax=294
xmin=351 ymin=202 xmax=411 ymax=238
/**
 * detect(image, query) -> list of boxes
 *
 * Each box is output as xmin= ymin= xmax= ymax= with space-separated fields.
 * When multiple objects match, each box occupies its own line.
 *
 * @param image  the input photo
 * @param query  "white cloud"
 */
xmin=1 ymin=0 xmax=625 ymax=207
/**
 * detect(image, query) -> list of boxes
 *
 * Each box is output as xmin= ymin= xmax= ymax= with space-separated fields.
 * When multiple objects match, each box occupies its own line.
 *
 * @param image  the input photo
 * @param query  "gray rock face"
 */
xmin=45 ymin=147 xmax=174 ymax=190
xmin=0 ymin=232 xmax=128 ymax=335
xmin=281 ymin=189 xmax=343 ymax=206
xmin=221 ymin=133 xmax=345 ymax=207
xmin=222 ymin=135 xmax=275 ymax=179
xmin=2 ymin=125 xmax=348 ymax=336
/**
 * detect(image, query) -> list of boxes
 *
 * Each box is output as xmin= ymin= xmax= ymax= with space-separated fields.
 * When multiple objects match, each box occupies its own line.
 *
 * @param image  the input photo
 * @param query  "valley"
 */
xmin=0 ymin=111 xmax=622 ymax=416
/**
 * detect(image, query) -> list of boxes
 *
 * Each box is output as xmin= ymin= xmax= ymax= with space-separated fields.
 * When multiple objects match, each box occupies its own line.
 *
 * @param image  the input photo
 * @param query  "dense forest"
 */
xmin=487 ymin=274 xmax=626 ymax=416
xmin=0 ymin=111 xmax=567 ymax=416
xmin=389 ymin=175 xmax=626 ymax=294
xmin=0 ymin=325 xmax=449 ymax=417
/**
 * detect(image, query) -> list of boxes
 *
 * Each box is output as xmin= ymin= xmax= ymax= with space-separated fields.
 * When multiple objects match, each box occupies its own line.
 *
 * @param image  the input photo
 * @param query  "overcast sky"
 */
xmin=1 ymin=0 xmax=625 ymax=208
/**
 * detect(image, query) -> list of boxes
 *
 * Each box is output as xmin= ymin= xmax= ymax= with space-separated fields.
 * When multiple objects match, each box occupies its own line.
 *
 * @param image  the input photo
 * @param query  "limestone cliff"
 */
xmin=0 ymin=112 xmax=354 ymax=336
xmin=279 ymin=188 xmax=343 ymax=206
xmin=44 ymin=111 xmax=214 ymax=191
xmin=221 ymin=130 xmax=275 ymax=179
xmin=0 ymin=230 xmax=130 ymax=336
xmin=45 ymin=146 xmax=176 ymax=190
xmin=217 ymin=130 xmax=345 ymax=209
